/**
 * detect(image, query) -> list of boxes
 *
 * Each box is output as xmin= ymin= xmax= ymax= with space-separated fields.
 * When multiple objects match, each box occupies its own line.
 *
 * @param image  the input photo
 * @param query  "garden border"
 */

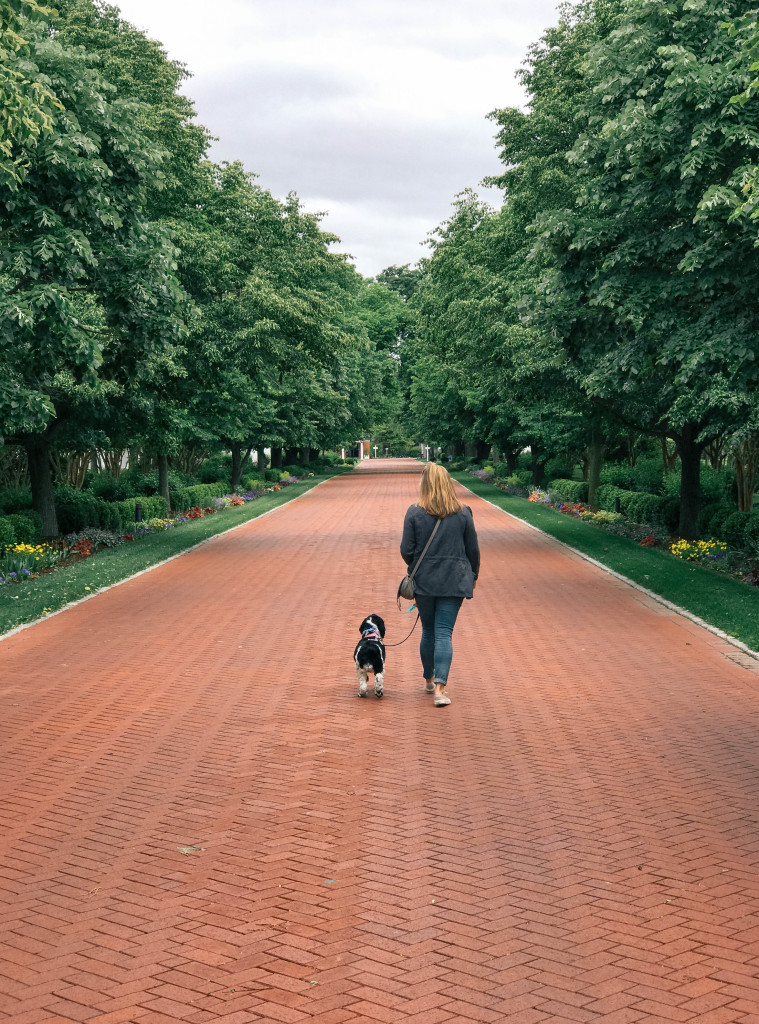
xmin=0 ymin=476 xmax=331 ymax=644
xmin=462 ymin=483 xmax=759 ymax=665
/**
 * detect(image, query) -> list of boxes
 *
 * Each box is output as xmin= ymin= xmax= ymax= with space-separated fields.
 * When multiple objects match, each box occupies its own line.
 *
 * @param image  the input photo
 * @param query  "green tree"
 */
xmin=0 ymin=5 xmax=184 ymax=534
xmin=538 ymin=0 xmax=759 ymax=536
xmin=0 ymin=0 xmax=62 ymax=189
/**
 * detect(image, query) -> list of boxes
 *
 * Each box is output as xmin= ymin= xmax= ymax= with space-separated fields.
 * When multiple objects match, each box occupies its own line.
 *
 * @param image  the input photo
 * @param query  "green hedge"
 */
xmin=169 ymin=481 xmax=229 ymax=511
xmin=115 ymin=495 xmax=168 ymax=524
xmin=595 ymin=484 xmax=634 ymax=514
xmin=548 ymin=478 xmax=588 ymax=503
xmin=240 ymin=475 xmax=267 ymax=491
xmin=0 ymin=511 xmax=43 ymax=546
xmin=594 ymin=484 xmax=677 ymax=529
xmin=625 ymin=492 xmax=678 ymax=529
xmin=55 ymin=488 xmax=169 ymax=533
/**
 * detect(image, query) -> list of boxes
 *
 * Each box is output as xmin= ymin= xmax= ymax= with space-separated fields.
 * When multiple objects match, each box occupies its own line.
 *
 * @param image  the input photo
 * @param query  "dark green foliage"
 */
xmin=90 ymin=473 xmax=142 ymax=503
xmin=169 ymin=482 xmax=228 ymax=511
xmin=722 ymin=511 xmax=752 ymax=547
xmin=625 ymin=493 xmax=679 ymax=530
xmin=115 ymin=496 xmax=167 ymax=524
xmin=0 ymin=518 xmax=15 ymax=547
xmin=264 ymin=469 xmax=280 ymax=483
xmin=54 ymin=487 xmax=168 ymax=532
xmin=6 ymin=510 xmax=42 ymax=543
xmin=0 ymin=488 xmax=33 ymax=514
xmin=545 ymin=456 xmax=575 ymax=481
xmin=595 ymin=484 xmax=633 ymax=515
xmin=197 ymin=453 xmax=252 ymax=485
xmin=282 ymin=465 xmax=304 ymax=477
xmin=549 ymin=479 xmax=589 ymax=503
xmin=240 ymin=476 xmax=267 ymax=491
xmin=89 ymin=468 xmax=190 ymax=502
xmin=600 ymin=459 xmax=664 ymax=495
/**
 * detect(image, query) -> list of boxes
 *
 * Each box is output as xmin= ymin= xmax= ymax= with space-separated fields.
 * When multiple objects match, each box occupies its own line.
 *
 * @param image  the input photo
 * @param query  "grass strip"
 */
xmin=0 ymin=476 xmax=328 ymax=639
xmin=455 ymin=472 xmax=759 ymax=653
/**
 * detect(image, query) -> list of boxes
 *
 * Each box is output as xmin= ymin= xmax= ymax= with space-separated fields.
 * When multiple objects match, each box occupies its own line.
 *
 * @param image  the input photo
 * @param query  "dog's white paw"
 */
xmin=357 ymin=682 xmax=368 ymax=698
xmin=374 ymin=674 xmax=384 ymax=699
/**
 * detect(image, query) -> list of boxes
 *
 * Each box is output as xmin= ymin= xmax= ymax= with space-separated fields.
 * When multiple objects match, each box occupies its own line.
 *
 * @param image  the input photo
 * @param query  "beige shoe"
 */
xmin=424 ymin=679 xmax=435 ymax=694
xmin=433 ymin=693 xmax=451 ymax=707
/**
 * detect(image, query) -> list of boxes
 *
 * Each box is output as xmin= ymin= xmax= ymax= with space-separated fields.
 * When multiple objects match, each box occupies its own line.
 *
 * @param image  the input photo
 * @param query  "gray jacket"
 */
xmin=400 ymin=504 xmax=480 ymax=599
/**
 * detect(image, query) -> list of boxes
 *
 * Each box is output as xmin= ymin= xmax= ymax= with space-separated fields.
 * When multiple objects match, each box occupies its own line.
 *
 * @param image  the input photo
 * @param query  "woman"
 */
xmin=400 ymin=462 xmax=480 ymax=707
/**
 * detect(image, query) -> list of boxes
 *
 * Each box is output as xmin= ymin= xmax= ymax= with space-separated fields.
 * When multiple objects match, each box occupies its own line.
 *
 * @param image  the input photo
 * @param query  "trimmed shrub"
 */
xmin=0 ymin=517 xmax=17 ymax=546
xmin=722 ymin=510 xmax=752 ymax=547
xmin=545 ymin=455 xmax=574 ymax=480
xmin=699 ymin=501 xmax=729 ymax=536
xmin=282 ymin=464 xmax=303 ymax=476
xmin=169 ymin=481 xmax=229 ymax=511
xmin=0 ymin=487 xmax=33 ymax=514
xmin=113 ymin=495 xmax=168 ymax=526
xmin=90 ymin=473 xmax=139 ymax=502
xmin=7 ymin=510 xmax=43 ymax=543
xmin=240 ymin=475 xmax=267 ymax=491
xmin=549 ymin=479 xmax=588 ymax=503
xmin=55 ymin=488 xmax=103 ymax=533
xmin=599 ymin=463 xmax=636 ymax=491
xmin=264 ymin=469 xmax=280 ymax=483
xmin=625 ymin=492 xmax=677 ymax=528
xmin=595 ymin=484 xmax=634 ymax=514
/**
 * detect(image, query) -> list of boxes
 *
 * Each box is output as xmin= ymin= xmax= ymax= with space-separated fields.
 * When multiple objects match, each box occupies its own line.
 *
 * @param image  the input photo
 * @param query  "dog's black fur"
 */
xmin=354 ymin=614 xmax=386 ymax=698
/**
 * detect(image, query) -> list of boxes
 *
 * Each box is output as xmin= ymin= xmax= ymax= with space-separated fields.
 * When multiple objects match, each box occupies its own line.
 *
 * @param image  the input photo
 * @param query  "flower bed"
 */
xmin=468 ymin=469 xmax=759 ymax=584
xmin=0 ymin=479 xmax=302 ymax=588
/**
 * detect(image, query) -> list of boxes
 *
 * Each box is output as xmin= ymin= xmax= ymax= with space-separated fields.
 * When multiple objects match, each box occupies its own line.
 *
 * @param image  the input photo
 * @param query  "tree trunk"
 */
xmin=626 ymin=435 xmax=637 ymax=468
xmin=255 ymin=449 xmax=267 ymax=475
xmin=284 ymin=447 xmax=299 ymax=465
xmin=26 ymin=436 xmax=59 ymax=537
xmin=661 ymin=437 xmax=678 ymax=473
xmin=158 ymin=453 xmax=170 ymax=511
xmin=476 ymin=441 xmax=490 ymax=462
xmin=587 ymin=433 xmax=605 ymax=509
xmin=309 ymin=447 xmax=319 ymax=462
xmin=530 ymin=446 xmax=547 ymax=487
xmin=733 ymin=434 xmax=758 ymax=512
xmin=705 ymin=438 xmax=726 ymax=472
xmin=505 ymin=448 xmax=520 ymax=475
xmin=676 ymin=423 xmax=703 ymax=540
xmin=299 ymin=447 xmax=311 ymax=465
xmin=270 ymin=446 xmax=282 ymax=469
xmin=230 ymin=443 xmax=243 ymax=490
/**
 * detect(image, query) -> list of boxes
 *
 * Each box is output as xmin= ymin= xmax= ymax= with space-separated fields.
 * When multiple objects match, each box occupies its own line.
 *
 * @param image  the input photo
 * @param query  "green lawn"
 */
xmin=0 ymin=476 xmax=327 ymax=638
xmin=456 ymin=472 xmax=759 ymax=653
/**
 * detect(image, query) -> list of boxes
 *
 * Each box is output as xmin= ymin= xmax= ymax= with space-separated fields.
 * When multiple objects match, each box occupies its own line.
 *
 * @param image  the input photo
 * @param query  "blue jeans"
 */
xmin=415 ymin=595 xmax=463 ymax=687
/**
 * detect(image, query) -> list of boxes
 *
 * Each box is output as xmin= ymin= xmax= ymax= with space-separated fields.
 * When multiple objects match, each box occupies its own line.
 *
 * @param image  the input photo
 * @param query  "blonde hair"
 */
xmin=418 ymin=462 xmax=462 ymax=518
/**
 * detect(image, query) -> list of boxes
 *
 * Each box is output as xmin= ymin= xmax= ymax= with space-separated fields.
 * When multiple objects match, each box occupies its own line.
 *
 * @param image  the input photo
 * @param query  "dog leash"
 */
xmin=383 ymin=611 xmax=420 ymax=647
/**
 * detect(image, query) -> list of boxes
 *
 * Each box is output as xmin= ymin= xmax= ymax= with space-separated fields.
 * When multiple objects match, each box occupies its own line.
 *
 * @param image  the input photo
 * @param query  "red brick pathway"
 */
xmin=2 ymin=459 xmax=759 ymax=1023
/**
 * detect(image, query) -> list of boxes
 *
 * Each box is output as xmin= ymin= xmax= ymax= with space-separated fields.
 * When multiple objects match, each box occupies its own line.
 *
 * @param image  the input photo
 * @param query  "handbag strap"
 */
xmin=409 ymin=517 xmax=441 ymax=582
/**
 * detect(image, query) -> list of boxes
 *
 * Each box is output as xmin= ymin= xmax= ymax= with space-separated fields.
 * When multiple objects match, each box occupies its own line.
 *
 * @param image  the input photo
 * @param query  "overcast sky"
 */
xmin=115 ymin=0 xmax=562 ymax=277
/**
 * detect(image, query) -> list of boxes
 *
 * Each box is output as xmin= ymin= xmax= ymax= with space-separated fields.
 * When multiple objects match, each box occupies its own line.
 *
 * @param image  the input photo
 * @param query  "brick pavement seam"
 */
xmin=0 ymin=477 xmax=331 ymax=647
xmin=464 ymin=485 xmax=759 ymax=667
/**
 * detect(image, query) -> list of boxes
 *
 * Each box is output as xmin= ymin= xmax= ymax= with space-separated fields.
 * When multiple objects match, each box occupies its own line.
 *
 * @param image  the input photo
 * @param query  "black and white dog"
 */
xmin=354 ymin=614 xmax=386 ymax=698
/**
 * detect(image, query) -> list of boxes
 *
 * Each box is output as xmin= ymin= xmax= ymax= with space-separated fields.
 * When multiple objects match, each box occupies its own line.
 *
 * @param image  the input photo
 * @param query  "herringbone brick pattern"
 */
xmin=1 ymin=459 xmax=759 ymax=1022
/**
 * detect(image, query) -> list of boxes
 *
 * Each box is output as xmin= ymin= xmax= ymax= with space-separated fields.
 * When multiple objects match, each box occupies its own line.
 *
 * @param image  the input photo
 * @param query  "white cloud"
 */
xmin=114 ymin=0 xmax=562 ymax=275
